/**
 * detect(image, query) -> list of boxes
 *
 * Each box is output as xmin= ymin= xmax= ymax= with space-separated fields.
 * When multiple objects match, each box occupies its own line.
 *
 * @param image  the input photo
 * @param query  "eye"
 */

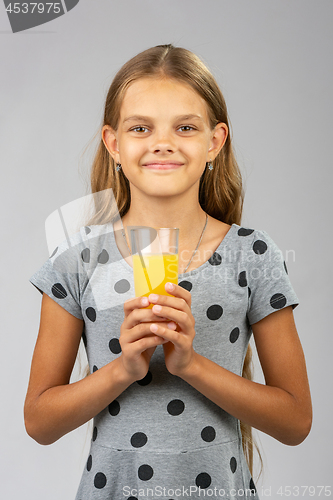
xmin=178 ymin=125 xmax=196 ymax=132
xmin=130 ymin=126 xmax=150 ymax=133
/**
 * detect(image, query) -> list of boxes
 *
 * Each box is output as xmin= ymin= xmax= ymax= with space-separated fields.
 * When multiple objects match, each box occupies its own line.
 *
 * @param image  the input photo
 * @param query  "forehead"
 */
xmin=119 ymin=77 xmax=210 ymax=121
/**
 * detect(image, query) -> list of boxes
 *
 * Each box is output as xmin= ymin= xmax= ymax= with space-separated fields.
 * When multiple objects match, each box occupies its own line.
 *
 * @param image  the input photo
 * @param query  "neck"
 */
xmin=120 ymin=198 xmax=207 ymax=244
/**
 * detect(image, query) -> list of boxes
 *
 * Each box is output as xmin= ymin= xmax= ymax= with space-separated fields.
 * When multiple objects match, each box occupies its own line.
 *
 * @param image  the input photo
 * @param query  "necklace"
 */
xmin=120 ymin=213 xmax=208 ymax=274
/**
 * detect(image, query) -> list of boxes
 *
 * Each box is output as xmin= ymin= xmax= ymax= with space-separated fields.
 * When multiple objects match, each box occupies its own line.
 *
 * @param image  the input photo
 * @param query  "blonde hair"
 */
xmin=82 ymin=44 xmax=263 ymax=482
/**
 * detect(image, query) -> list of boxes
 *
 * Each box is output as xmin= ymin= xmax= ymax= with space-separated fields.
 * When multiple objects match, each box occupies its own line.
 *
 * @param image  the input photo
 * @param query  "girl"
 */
xmin=25 ymin=44 xmax=312 ymax=499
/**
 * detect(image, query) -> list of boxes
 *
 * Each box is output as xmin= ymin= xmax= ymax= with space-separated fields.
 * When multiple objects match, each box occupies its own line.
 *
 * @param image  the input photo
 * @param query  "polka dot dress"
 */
xmin=29 ymin=222 xmax=299 ymax=499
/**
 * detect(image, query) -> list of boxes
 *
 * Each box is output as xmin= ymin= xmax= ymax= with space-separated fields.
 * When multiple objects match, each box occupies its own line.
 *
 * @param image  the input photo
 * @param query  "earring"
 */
xmin=206 ymin=160 xmax=213 ymax=171
xmin=116 ymin=163 xmax=122 ymax=172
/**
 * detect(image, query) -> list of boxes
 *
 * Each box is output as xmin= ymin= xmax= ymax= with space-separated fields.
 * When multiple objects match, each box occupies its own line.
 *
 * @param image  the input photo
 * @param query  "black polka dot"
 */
xmin=82 ymin=329 xmax=87 ymax=347
xmin=108 ymin=400 xmax=120 ymax=416
xmin=51 ymin=283 xmax=67 ymax=299
xmin=201 ymin=426 xmax=216 ymax=442
xmin=206 ymin=304 xmax=223 ymax=320
xmin=270 ymin=293 xmax=287 ymax=309
xmin=86 ymin=307 xmax=96 ymax=322
xmin=179 ymin=280 xmax=192 ymax=292
xmin=195 ymin=472 xmax=211 ymax=489
xmin=249 ymin=478 xmax=257 ymax=493
xmin=87 ymin=454 xmax=92 ymax=471
xmin=81 ymin=248 xmax=90 ymax=263
xmin=253 ymin=240 xmax=267 ymax=255
xmin=94 ymin=472 xmax=107 ymax=489
xmin=97 ymin=249 xmax=109 ymax=264
xmin=284 ymin=261 xmax=288 ymax=274
xmin=109 ymin=338 xmax=121 ymax=354
xmin=114 ymin=279 xmax=131 ymax=294
xmin=50 ymin=247 xmax=58 ymax=258
xmin=137 ymin=370 xmax=152 ymax=386
xmin=229 ymin=327 xmax=240 ymax=343
xmin=167 ymin=399 xmax=185 ymax=416
xmin=138 ymin=464 xmax=153 ymax=481
xmin=238 ymin=271 xmax=247 ymax=287
xmin=248 ymin=287 xmax=251 ymax=298
xmin=230 ymin=456 xmax=237 ymax=473
xmin=127 ymin=497 xmax=138 ymax=500
xmin=208 ymin=252 xmax=222 ymax=266
xmin=238 ymin=227 xmax=254 ymax=236
xmin=131 ymin=432 xmax=148 ymax=448
xmin=92 ymin=426 xmax=98 ymax=441
xmin=93 ymin=365 xmax=98 ymax=372
xmin=84 ymin=226 xmax=91 ymax=235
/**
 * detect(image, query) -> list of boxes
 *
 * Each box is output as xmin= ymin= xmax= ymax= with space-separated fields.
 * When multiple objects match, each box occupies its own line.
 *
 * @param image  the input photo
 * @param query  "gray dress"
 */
xmin=29 ymin=222 xmax=299 ymax=500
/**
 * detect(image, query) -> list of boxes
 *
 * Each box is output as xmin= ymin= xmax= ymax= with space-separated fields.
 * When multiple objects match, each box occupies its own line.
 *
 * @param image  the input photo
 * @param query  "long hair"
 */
xmin=81 ymin=44 xmax=263 ymax=482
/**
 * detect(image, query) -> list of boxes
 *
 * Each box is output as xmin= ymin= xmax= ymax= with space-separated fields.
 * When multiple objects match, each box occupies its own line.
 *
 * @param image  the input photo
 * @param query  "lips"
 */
xmin=142 ymin=162 xmax=183 ymax=170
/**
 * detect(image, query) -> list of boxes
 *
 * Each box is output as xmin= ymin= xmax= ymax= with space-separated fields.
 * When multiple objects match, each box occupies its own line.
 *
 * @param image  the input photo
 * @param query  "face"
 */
xmin=103 ymin=77 xmax=227 ymax=200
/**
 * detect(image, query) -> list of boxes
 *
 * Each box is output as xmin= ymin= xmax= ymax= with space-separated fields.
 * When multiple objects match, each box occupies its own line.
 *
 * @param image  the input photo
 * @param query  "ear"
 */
xmin=207 ymin=122 xmax=228 ymax=161
xmin=102 ymin=125 xmax=120 ymax=163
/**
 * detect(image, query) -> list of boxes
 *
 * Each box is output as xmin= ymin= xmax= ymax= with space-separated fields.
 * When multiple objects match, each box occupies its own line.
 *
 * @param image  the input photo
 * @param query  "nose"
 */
xmin=150 ymin=129 xmax=176 ymax=154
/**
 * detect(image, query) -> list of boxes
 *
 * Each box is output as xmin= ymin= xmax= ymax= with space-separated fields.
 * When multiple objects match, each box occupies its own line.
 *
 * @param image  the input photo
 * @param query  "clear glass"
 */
xmin=129 ymin=227 xmax=179 ymax=309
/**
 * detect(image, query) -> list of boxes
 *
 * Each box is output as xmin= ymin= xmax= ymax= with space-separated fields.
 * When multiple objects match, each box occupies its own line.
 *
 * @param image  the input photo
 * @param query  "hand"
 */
xmin=119 ymin=295 xmax=177 ymax=383
xmin=147 ymin=282 xmax=196 ymax=378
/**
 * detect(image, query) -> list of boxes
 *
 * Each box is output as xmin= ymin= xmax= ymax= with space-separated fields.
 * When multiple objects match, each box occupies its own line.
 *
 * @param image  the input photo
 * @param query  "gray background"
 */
xmin=1 ymin=1 xmax=332 ymax=498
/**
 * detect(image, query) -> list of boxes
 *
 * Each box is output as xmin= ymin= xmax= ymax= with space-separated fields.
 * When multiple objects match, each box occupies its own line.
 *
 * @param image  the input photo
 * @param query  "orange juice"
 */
xmin=133 ymin=253 xmax=178 ymax=309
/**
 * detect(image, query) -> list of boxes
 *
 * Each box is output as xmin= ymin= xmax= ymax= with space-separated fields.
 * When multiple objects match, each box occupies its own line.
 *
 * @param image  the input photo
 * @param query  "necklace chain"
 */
xmin=120 ymin=213 xmax=208 ymax=274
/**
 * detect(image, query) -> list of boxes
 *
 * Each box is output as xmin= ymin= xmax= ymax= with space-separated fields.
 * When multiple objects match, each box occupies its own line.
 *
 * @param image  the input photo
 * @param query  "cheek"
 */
xmin=184 ymin=140 xmax=209 ymax=161
xmin=120 ymin=140 xmax=144 ymax=162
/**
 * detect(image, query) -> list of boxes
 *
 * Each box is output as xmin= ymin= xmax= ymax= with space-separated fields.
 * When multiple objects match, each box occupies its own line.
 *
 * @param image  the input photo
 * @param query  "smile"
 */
xmin=142 ymin=163 xmax=183 ymax=170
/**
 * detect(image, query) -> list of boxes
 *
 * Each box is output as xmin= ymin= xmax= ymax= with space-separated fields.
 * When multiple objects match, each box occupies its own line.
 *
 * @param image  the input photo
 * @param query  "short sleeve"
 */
xmin=246 ymin=229 xmax=299 ymax=325
xmin=29 ymin=231 xmax=89 ymax=320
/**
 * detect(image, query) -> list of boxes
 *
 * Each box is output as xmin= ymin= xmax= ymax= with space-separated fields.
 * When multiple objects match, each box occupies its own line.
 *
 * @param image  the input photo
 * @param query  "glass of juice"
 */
xmin=129 ymin=226 xmax=179 ymax=309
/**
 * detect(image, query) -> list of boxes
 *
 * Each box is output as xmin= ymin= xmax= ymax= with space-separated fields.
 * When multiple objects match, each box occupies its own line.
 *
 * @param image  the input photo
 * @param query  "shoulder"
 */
xmin=218 ymin=223 xmax=285 ymax=271
xmin=228 ymin=223 xmax=280 ymax=251
xmin=210 ymin=217 xmax=271 ymax=244
xmin=49 ymin=223 xmax=113 ymax=272
xmin=207 ymin=218 xmax=277 ymax=255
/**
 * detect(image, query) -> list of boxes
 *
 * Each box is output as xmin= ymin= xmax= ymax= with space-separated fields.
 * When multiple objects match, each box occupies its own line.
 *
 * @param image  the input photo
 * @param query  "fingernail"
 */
xmin=141 ymin=297 xmax=148 ymax=306
xmin=166 ymin=282 xmax=174 ymax=291
xmin=168 ymin=322 xmax=177 ymax=329
xmin=153 ymin=305 xmax=162 ymax=312
xmin=149 ymin=294 xmax=159 ymax=302
xmin=151 ymin=324 xmax=158 ymax=332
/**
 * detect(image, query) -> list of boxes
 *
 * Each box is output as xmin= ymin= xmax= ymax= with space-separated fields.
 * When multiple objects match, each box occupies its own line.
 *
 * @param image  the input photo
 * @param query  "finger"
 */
xmin=150 ymin=304 xmax=190 ymax=332
xmin=148 ymin=291 xmax=190 ymax=314
xmin=126 ymin=307 xmax=177 ymax=329
xmin=123 ymin=296 xmax=150 ymax=317
xmin=124 ymin=321 xmax=178 ymax=344
xmin=149 ymin=322 xmax=181 ymax=343
xmin=164 ymin=282 xmax=192 ymax=306
xmin=129 ymin=334 xmax=169 ymax=356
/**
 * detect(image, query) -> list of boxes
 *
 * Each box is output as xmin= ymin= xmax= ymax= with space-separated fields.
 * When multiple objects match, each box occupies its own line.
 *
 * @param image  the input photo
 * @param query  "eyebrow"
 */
xmin=123 ymin=114 xmax=204 ymax=123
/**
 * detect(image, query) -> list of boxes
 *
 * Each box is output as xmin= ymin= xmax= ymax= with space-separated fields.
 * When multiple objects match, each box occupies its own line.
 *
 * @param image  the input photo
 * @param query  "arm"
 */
xmin=180 ymin=306 xmax=312 ymax=446
xmin=24 ymin=294 xmax=133 ymax=445
xmin=24 ymin=293 xmax=171 ymax=445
